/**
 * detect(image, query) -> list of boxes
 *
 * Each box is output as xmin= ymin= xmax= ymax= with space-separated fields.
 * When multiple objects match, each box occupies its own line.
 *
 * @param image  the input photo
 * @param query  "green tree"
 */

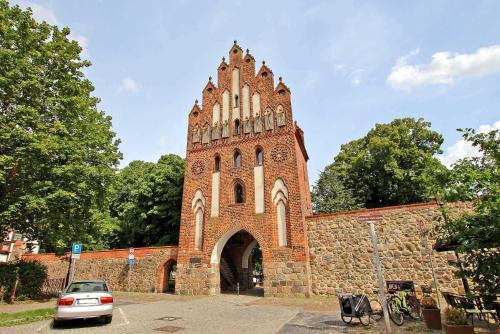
xmin=438 ymin=128 xmax=499 ymax=294
xmin=312 ymin=168 xmax=363 ymax=213
xmin=0 ymin=1 xmax=121 ymax=252
xmin=109 ymin=154 xmax=184 ymax=248
xmin=313 ymin=118 xmax=448 ymax=211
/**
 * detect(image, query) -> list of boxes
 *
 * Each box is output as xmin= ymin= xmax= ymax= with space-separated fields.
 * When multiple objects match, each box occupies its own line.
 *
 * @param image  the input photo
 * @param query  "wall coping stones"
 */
xmin=23 ymin=245 xmax=178 ymax=261
xmin=306 ymin=201 xmax=466 ymax=221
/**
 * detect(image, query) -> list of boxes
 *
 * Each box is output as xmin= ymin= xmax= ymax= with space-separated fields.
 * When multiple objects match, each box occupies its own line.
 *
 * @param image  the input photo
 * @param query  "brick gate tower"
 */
xmin=175 ymin=42 xmax=313 ymax=296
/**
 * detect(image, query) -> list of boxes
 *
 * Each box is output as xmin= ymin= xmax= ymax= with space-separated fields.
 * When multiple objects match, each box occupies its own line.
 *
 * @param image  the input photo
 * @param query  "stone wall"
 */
xmin=306 ymin=202 xmax=470 ymax=297
xmin=23 ymin=246 xmax=177 ymax=293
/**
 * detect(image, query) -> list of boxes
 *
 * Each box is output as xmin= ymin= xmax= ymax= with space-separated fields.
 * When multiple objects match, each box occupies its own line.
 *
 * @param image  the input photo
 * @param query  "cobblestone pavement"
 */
xmin=0 ymin=294 xmax=298 ymax=334
xmin=2 ymin=294 xmax=496 ymax=334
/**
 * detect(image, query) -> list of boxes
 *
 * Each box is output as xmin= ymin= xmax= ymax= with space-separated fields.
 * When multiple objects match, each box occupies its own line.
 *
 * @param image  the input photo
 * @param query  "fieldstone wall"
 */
xmin=306 ymin=202 xmax=470 ymax=297
xmin=264 ymin=261 xmax=311 ymax=296
xmin=23 ymin=246 xmax=177 ymax=292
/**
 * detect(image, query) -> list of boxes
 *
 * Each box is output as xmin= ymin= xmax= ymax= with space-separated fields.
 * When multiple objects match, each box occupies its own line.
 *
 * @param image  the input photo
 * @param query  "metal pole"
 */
xmin=237 ymin=282 xmax=240 ymax=296
xmin=128 ymin=264 xmax=132 ymax=292
xmin=423 ymin=233 xmax=442 ymax=309
xmin=69 ymin=258 xmax=77 ymax=285
xmin=369 ymin=222 xmax=392 ymax=334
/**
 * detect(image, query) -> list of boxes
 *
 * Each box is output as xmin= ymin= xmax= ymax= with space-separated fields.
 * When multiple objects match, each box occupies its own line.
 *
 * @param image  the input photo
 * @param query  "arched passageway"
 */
xmin=217 ymin=230 xmax=263 ymax=296
xmin=160 ymin=259 xmax=177 ymax=293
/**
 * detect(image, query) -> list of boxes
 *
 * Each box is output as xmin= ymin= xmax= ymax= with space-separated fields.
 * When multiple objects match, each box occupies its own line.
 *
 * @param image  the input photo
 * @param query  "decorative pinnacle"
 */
xmin=279 ymin=76 xmax=282 ymax=82
xmin=195 ymin=99 xmax=198 ymax=105
xmin=246 ymin=48 xmax=249 ymax=54
xmin=222 ymin=56 xmax=225 ymax=62
xmin=209 ymin=76 xmax=212 ymax=82
xmin=262 ymin=60 xmax=266 ymax=65
xmin=234 ymin=40 xmax=237 ymax=44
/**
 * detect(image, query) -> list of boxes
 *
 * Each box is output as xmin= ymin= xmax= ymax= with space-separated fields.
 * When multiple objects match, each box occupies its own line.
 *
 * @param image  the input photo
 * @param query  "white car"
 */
xmin=54 ymin=280 xmax=113 ymax=326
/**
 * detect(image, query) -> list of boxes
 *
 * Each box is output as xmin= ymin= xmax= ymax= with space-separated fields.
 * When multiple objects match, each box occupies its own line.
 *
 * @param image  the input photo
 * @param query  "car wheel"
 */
xmin=104 ymin=315 xmax=112 ymax=324
xmin=53 ymin=319 xmax=62 ymax=328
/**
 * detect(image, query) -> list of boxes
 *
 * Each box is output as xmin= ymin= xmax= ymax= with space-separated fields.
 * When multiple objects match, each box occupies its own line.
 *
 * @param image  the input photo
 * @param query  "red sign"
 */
xmin=358 ymin=214 xmax=383 ymax=222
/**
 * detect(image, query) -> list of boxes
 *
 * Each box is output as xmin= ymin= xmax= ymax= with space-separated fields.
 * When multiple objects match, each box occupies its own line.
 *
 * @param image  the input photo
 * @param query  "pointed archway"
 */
xmin=210 ymin=228 xmax=264 ymax=296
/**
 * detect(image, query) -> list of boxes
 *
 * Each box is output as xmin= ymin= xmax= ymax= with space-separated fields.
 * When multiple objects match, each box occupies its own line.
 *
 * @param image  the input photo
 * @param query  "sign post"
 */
xmin=128 ymin=248 xmax=135 ymax=291
xmin=359 ymin=215 xmax=392 ymax=334
xmin=69 ymin=243 xmax=82 ymax=286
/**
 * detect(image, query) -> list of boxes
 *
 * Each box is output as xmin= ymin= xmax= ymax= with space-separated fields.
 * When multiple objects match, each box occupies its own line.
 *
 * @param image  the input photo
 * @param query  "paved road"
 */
xmin=1 ymin=294 xmax=299 ymax=334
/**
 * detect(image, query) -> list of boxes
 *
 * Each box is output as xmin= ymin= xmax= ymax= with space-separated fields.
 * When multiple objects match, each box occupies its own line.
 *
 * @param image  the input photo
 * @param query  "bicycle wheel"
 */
xmin=341 ymin=314 xmax=352 ymax=324
xmin=408 ymin=296 xmax=422 ymax=320
xmin=358 ymin=310 xmax=371 ymax=326
xmin=387 ymin=296 xmax=404 ymax=326
xmin=369 ymin=299 xmax=383 ymax=322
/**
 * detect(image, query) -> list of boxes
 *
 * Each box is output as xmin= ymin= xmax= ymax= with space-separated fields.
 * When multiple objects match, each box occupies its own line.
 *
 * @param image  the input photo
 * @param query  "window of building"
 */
xmin=256 ymin=148 xmax=263 ymax=166
xmin=234 ymin=150 xmax=241 ymax=167
xmin=235 ymin=183 xmax=244 ymax=204
xmin=214 ymin=155 xmax=220 ymax=172
xmin=234 ymin=119 xmax=240 ymax=135
xmin=234 ymin=95 xmax=239 ymax=107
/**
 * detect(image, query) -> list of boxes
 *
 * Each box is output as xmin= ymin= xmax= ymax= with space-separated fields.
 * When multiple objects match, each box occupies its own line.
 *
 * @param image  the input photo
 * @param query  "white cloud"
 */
xmin=118 ymin=77 xmax=141 ymax=93
xmin=333 ymin=64 xmax=365 ymax=87
xmin=69 ymin=34 xmax=88 ymax=49
xmin=20 ymin=2 xmax=88 ymax=51
xmin=26 ymin=2 xmax=58 ymax=25
xmin=349 ymin=69 xmax=364 ymax=87
xmin=159 ymin=136 xmax=167 ymax=147
xmin=388 ymin=45 xmax=500 ymax=91
xmin=439 ymin=120 xmax=500 ymax=167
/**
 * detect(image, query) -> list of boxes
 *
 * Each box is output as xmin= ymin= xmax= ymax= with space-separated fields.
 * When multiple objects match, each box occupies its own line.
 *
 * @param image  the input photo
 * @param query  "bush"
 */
xmin=0 ymin=261 xmax=47 ymax=300
xmin=421 ymin=296 xmax=438 ymax=309
xmin=444 ymin=308 xmax=469 ymax=325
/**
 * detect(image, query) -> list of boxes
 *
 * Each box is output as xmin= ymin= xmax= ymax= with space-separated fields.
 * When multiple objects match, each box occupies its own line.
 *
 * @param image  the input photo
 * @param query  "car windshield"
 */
xmin=66 ymin=282 xmax=108 ymax=293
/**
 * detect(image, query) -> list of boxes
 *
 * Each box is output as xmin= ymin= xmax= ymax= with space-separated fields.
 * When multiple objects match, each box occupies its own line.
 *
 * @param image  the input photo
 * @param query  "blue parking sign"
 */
xmin=72 ymin=243 xmax=82 ymax=254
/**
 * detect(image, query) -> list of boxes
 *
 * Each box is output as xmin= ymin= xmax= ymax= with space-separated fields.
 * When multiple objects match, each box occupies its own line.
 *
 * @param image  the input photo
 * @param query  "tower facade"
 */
xmin=175 ymin=42 xmax=312 ymax=296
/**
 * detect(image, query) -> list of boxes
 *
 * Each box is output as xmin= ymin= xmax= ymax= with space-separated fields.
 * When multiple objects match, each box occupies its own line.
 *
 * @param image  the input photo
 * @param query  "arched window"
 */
xmin=234 ymin=95 xmax=239 ymax=108
xmin=234 ymin=150 xmax=241 ymax=167
xmin=214 ymin=155 xmax=220 ymax=172
xmin=234 ymin=119 xmax=240 ymax=135
xmin=256 ymin=148 xmax=263 ymax=166
xmin=235 ymin=183 xmax=244 ymax=204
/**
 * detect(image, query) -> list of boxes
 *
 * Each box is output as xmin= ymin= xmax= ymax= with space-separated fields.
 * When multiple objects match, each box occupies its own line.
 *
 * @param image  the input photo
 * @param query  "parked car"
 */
xmin=54 ymin=280 xmax=113 ymax=326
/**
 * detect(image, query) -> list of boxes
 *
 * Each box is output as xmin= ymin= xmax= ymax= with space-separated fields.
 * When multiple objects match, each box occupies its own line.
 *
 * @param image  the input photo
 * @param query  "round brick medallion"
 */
xmin=271 ymin=144 xmax=290 ymax=164
xmin=191 ymin=160 xmax=205 ymax=176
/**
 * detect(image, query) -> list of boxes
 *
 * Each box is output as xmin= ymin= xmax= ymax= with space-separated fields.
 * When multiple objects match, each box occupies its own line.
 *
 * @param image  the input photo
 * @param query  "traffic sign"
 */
xmin=72 ymin=243 xmax=82 ymax=254
xmin=128 ymin=258 xmax=135 ymax=265
xmin=71 ymin=253 xmax=80 ymax=259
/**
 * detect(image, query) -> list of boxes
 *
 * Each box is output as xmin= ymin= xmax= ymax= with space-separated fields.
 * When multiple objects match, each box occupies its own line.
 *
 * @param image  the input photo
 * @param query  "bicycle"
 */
xmin=387 ymin=289 xmax=422 ymax=326
xmin=373 ymin=290 xmax=410 ymax=326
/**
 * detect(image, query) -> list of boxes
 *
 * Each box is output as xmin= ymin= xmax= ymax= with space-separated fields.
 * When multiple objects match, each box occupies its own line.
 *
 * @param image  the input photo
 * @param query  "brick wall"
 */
xmin=306 ymin=202 xmax=470 ymax=297
xmin=23 ymin=246 xmax=178 ymax=292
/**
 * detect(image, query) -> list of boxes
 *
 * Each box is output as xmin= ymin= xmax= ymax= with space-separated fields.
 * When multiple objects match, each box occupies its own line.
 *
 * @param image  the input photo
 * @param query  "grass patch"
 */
xmin=0 ymin=308 xmax=55 ymax=327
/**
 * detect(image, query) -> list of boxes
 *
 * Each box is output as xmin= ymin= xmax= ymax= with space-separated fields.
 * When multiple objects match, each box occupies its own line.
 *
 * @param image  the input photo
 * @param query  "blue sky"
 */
xmin=14 ymin=0 xmax=500 ymax=183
